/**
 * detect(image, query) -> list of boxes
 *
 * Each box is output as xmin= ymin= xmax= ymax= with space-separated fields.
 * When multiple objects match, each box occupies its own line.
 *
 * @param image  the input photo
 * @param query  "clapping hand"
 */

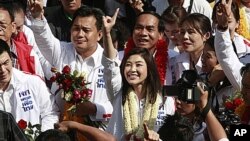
xmin=143 ymin=123 xmax=159 ymax=141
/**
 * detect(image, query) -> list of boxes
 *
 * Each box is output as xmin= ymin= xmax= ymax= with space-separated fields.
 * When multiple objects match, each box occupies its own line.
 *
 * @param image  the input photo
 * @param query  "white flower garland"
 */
xmin=123 ymin=88 xmax=161 ymax=140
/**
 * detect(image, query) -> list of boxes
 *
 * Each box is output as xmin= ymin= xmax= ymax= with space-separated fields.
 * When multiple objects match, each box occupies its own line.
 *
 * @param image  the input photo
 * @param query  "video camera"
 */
xmin=162 ymin=70 xmax=208 ymax=103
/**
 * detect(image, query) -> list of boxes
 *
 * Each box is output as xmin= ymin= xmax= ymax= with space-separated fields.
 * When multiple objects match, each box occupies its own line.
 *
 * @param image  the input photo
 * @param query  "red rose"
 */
xmin=18 ymin=119 xmax=27 ymax=129
xmin=80 ymin=89 xmax=87 ymax=98
xmin=50 ymin=75 xmax=57 ymax=82
xmin=73 ymin=90 xmax=81 ymax=102
xmin=62 ymin=65 xmax=71 ymax=74
xmin=225 ymin=102 xmax=235 ymax=110
xmin=233 ymin=98 xmax=243 ymax=107
xmin=80 ymin=80 xmax=85 ymax=86
xmin=87 ymin=89 xmax=93 ymax=98
xmin=63 ymin=79 xmax=72 ymax=86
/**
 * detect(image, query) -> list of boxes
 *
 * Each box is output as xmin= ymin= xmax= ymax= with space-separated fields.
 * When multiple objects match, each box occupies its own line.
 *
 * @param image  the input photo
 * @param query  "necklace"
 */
xmin=123 ymin=88 xmax=161 ymax=140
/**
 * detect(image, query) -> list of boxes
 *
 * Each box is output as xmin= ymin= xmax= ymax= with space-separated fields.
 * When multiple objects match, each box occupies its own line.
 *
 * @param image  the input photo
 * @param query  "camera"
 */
xmin=162 ymin=70 xmax=207 ymax=103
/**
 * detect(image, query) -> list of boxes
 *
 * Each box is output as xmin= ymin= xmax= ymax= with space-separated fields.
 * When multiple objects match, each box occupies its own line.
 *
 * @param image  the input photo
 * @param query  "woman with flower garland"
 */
xmin=101 ymin=9 xmax=175 ymax=141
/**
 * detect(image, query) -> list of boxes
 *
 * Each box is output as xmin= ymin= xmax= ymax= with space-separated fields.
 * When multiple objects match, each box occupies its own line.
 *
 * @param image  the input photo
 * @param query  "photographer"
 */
xmin=159 ymin=79 xmax=229 ymax=141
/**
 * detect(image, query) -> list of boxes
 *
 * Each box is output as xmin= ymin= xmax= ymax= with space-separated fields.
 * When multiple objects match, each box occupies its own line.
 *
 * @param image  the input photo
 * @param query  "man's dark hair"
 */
xmin=0 ymin=39 xmax=11 ymax=57
xmin=12 ymin=1 xmax=26 ymax=15
xmin=136 ymin=11 xmax=165 ymax=33
xmin=158 ymin=113 xmax=194 ymax=141
xmin=35 ymin=129 xmax=71 ymax=141
xmin=71 ymin=5 xmax=104 ymax=31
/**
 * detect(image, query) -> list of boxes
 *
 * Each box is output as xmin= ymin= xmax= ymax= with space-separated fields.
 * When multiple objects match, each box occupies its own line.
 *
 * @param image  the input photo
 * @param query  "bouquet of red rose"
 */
xmin=50 ymin=66 xmax=107 ymax=138
xmin=223 ymin=91 xmax=244 ymax=111
xmin=18 ymin=119 xmax=41 ymax=141
xmin=50 ymin=65 xmax=92 ymax=112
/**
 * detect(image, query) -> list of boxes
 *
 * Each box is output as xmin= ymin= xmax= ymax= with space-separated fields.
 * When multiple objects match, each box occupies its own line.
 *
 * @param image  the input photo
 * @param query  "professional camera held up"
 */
xmin=162 ymin=70 xmax=208 ymax=103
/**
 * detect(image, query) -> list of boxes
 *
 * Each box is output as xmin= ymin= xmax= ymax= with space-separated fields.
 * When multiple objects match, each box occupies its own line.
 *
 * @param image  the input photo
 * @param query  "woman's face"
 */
xmin=242 ymin=72 xmax=250 ymax=105
xmin=228 ymin=13 xmax=239 ymax=33
xmin=180 ymin=22 xmax=208 ymax=53
xmin=201 ymin=44 xmax=218 ymax=73
xmin=124 ymin=54 xmax=148 ymax=88
xmin=164 ymin=22 xmax=180 ymax=45
xmin=176 ymin=99 xmax=196 ymax=116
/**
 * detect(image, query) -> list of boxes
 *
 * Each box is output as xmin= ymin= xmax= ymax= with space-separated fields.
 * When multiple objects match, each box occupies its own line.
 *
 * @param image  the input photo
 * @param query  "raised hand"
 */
xmin=143 ymin=123 xmax=159 ymax=141
xmin=129 ymin=0 xmax=144 ymax=13
xmin=102 ymin=8 xmax=120 ymax=59
xmin=216 ymin=0 xmax=232 ymax=28
xmin=27 ymin=0 xmax=44 ymax=19
xmin=102 ymin=8 xmax=119 ymax=35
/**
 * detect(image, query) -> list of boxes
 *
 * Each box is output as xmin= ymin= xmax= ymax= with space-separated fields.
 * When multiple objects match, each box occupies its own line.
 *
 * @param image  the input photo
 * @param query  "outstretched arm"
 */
xmin=214 ymin=0 xmax=243 ymax=90
xmin=27 ymin=0 xmax=62 ymax=67
xmin=101 ymin=9 xmax=123 ymax=101
xmin=55 ymin=121 xmax=117 ymax=141
xmin=102 ymin=8 xmax=120 ymax=59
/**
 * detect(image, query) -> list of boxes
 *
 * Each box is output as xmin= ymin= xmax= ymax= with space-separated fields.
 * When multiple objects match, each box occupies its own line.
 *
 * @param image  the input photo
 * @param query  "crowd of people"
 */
xmin=0 ymin=0 xmax=249 ymax=141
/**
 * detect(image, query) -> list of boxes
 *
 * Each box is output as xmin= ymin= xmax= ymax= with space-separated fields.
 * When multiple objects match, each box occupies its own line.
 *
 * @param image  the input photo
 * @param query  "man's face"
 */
xmin=0 ymin=52 xmax=12 ymax=90
xmin=70 ymin=16 xmax=102 ymax=57
xmin=14 ymin=10 xmax=25 ymax=34
xmin=132 ymin=14 xmax=161 ymax=52
xmin=61 ymin=0 xmax=82 ymax=15
xmin=0 ymin=9 xmax=16 ymax=46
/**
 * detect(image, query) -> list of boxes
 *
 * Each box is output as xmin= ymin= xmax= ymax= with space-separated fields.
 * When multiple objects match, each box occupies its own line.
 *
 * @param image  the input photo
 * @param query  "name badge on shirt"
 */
xmin=19 ymin=90 xmax=34 ymax=112
xmin=97 ymin=68 xmax=105 ymax=88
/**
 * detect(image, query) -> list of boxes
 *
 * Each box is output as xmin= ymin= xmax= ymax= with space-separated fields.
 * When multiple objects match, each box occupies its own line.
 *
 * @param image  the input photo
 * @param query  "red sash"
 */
xmin=13 ymin=32 xmax=35 ymax=74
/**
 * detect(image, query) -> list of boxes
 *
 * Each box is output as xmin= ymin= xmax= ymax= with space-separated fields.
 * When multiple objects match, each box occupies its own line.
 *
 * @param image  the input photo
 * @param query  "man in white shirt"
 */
xmin=0 ymin=39 xmax=59 ymax=131
xmin=28 ymin=0 xmax=113 ymax=125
